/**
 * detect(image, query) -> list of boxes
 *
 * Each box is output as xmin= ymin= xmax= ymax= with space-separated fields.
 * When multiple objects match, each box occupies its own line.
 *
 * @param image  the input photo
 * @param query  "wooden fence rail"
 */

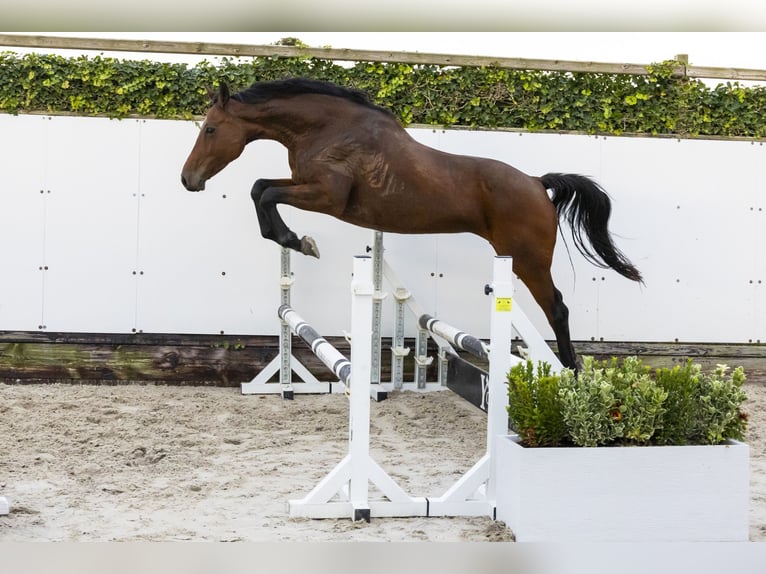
xmin=2 ymin=33 xmax=766 ymax=82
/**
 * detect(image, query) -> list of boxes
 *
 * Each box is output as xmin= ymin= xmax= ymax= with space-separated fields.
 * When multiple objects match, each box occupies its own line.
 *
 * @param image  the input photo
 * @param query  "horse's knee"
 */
xmin=250 ymin=179 xmax=269 ymax=203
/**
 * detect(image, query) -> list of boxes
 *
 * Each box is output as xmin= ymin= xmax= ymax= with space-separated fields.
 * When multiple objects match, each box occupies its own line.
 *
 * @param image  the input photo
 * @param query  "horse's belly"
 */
xmin=342 ymin=191 xmax=480 ymax=235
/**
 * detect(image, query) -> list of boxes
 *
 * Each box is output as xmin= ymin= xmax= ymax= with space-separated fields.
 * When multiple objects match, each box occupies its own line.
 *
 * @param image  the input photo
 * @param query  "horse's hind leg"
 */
xmin=250 ymin=178 xmax=319 ymax=257
xmin=510 ymin=254 xmax=579 ymax=372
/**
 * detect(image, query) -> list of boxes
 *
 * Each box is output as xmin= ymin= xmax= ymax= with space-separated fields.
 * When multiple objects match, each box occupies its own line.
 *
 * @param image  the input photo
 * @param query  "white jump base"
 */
xmin=0 ymin=496 xmax=8 ymax=515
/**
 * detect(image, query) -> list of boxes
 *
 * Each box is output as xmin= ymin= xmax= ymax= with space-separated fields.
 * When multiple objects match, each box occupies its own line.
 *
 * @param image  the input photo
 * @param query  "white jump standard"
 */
xmin=241 ymin=248 xmax=343 ymax=398
xmin=419 ymin=256 xmax=519 ymax=517
xmin=288 ymin=255 xmax=425 ymax=521
xmin=288 ymin=254 xmax=562 ymax=520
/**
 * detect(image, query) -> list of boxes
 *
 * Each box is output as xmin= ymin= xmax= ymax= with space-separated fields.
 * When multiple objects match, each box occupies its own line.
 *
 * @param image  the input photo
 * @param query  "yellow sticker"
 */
xmin=495 ymin=297 xmax=513 ymax=312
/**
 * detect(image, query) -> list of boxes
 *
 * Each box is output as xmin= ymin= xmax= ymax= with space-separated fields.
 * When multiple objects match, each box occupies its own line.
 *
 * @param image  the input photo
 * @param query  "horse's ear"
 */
xmin=218 ymin=83 xmax=230 ymax=107
xmin=205 ymin=84 xmax=230 ymax=107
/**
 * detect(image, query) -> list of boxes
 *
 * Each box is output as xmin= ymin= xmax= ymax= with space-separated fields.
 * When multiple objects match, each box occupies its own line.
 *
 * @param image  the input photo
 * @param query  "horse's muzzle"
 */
xmin=181 ymin=173 xmax=205 ymax=192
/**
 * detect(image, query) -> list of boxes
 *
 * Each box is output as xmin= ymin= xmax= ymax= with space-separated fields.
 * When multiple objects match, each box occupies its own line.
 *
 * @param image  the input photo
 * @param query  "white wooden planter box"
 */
xmin=495 ymin=434 xmax=750 ymax=542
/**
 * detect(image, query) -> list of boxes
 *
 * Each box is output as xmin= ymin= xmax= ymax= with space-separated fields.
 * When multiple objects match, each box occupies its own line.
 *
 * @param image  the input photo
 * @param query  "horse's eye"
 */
xmin=205 ymin=126 xmax=216 ymax=135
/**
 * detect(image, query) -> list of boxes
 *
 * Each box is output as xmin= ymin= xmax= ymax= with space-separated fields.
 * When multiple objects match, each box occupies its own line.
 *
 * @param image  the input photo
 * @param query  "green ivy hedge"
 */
xmin=2 ymin=49 xmax=766 ymax=138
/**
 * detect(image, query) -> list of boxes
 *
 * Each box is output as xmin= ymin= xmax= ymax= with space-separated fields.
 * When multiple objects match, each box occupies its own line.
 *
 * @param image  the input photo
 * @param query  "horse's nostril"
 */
xmin=181 ymin=174 xmax=188 ymax=188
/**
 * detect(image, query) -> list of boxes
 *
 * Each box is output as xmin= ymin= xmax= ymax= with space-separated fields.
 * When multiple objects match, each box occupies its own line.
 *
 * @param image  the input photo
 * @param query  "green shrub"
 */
xmin=558 ymin=356 xmax=625 ymax=447
xmin=3 ymin=50 xmax=766 ymax=138
xmin=653 ymin=360 xmax=703 ymax=445
xmin=653 ymin=361 xmax=749 ymax=445
xmin=607 ymin=356 xmax=668 ymax=445
xmin=692 ymin=364 xmax=748 ymax=444
xmin=506 ymin=356 xmax=748 ymax=448
xmin=506 ymin=360 xmax=567 ymax=447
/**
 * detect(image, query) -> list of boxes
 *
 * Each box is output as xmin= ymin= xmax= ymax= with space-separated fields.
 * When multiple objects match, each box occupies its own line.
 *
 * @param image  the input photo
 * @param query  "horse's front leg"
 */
xmin=250 ymin=178 xmax=318 ymax=256
xmin=258 ymin=174 xmax=352 ymax=259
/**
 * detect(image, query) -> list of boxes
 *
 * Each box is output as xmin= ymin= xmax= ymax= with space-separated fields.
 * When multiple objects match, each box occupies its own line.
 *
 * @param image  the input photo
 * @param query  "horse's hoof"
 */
xmin=300 ymin=236 xmax=320 ymax=258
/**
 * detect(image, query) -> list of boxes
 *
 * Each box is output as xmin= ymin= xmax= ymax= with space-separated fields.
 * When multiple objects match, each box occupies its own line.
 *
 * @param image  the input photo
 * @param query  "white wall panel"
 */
xmin=0 ymin=115 xmax=47 ymax=330
xmin=39 ymin=116 xmax=141 ymax=332
xmin=136 ymin=122 xmax=280 ymax=334
xmin=600 ymin=137 xmax=759 ymax=343
xmin=0 ymin=113 xmax=763 ymax=344
xmin=755 ymin=157 xmax=766 ymax=342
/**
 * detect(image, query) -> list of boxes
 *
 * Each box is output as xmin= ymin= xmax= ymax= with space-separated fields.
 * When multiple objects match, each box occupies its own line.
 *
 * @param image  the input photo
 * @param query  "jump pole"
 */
xmin=288 ymin=255 xmax=427 ymax=521
xmin=277 ymin=305 xmax=351 ymax=389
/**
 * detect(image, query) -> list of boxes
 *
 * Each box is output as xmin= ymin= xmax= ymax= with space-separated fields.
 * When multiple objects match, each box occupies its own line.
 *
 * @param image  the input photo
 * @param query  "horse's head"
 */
xmin=181 ymin=83 xmax=248 ymax=191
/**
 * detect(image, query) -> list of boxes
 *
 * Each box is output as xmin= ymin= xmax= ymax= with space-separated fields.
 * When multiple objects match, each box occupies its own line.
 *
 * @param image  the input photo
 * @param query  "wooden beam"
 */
xmin=0 ymin=33 xmax=677 ymax=77
xmin=5 ymin=33 xmax=766 ymax=82
xmin=2 ymin=329 xmax=762 ymax=386
xmin=0 ymin=332 xmax=432 ymax=386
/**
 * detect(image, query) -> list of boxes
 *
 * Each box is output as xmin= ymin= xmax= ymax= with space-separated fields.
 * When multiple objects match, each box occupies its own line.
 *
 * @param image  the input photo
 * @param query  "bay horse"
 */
xmin=181 ymin=78 xmax=642 ymax=371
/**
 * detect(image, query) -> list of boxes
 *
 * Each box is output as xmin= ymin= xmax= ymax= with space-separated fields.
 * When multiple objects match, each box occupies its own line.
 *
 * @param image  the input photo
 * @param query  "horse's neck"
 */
xmin=237 ymin=96 xmax=355 ymax=148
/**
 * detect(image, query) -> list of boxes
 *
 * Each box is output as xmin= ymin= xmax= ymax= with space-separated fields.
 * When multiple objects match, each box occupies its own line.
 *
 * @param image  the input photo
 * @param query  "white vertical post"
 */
xmin=427 ymin=256 xmax=517 ymax=517
xmin=370 ymin=232 xmax=384 ymax=386
xmin=485 ymin=256 xmax=515 ymax=502
xmin=348 ymin=255 xmax=374 ymax=520
xmin=279 ymin=247 xmax=294 ymax=396
xmin=391 ymin=287 xmax=409 ymax=390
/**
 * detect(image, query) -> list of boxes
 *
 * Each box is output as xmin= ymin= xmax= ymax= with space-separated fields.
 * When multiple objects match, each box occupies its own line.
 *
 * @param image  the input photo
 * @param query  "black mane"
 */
xmin=231 ymin=78 xmax=393 ymax=116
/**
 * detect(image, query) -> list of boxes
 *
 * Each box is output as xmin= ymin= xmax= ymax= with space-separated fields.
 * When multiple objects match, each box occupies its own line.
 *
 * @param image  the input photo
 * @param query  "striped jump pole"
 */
xmin=278 ymin=305 xmax=351 ymax=388
xmin=417 ymin=314 xmax=489 ymax=362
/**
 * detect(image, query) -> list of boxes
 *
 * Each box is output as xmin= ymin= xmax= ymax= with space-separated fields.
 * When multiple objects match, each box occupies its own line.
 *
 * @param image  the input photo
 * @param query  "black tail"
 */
xmin=540 ymin=173 xmax=643 ymax=283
